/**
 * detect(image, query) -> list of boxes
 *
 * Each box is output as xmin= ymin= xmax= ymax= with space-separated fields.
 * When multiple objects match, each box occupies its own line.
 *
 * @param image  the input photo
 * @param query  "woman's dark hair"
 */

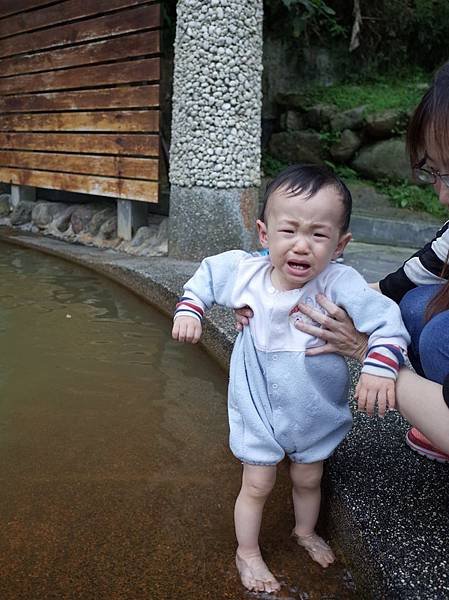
xmin=407 ymin=62 xmax=449 ymax=320
xmin=259 ymin=163 xmax=352 ymax=232
xmin=407 ymin=61 xmax=449 ymax=169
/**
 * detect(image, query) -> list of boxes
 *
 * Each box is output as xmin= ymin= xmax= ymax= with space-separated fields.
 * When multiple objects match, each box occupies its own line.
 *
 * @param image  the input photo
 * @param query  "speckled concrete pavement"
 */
xmin=1 ymin=227 xmax=448 ymax=600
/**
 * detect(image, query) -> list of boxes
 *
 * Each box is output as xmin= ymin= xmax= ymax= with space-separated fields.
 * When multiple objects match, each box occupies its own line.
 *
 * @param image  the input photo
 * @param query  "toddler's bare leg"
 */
xmin=290 ymin=461 xmax=335 ymax=568
xmin=234 ymin=463 xmax=280 ymax=593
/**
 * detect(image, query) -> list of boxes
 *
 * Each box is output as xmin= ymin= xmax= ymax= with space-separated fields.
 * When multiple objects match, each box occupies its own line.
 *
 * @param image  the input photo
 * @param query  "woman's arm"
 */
xmin=235 ymin=292 xmax=371 ymax=359
xmin=378 ymin=223 xmax=449 ymax=303
xmin=395 ymin=368 xmax=449 ymax=454
xmin=235 ymin=280 xmax=383 ymax=359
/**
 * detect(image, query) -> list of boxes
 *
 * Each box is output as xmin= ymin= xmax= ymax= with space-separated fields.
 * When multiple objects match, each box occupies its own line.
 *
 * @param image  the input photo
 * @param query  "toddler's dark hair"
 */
xmin=259 ymin=163 xmax=352 ymax=232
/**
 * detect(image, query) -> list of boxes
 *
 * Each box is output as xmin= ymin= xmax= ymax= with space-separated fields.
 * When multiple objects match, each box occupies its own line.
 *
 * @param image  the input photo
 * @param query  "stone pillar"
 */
xmin=169 ymin=0 xmax=263 ymax=260
xmin=117 ymin=199 xmax=148 ymax=241
xmin=11 ymin=184 xmax=36 ymax=208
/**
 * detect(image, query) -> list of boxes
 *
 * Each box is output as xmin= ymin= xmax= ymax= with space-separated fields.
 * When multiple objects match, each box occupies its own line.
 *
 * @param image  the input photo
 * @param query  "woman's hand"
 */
xmin=294 ymin=293 xmax=368 ymax=362
xmin=234 ymin=306 xmax=254 ymax=331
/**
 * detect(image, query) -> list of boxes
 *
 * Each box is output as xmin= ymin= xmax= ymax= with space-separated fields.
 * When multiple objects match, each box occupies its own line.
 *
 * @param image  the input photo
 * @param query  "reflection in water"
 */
xmin=0 ymin=242 xmax=358 ymax=600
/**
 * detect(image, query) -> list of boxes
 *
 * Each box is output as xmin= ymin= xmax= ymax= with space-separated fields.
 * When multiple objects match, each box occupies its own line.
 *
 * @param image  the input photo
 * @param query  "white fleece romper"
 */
xmin=174 ymin=251 xmax=410 ymax=465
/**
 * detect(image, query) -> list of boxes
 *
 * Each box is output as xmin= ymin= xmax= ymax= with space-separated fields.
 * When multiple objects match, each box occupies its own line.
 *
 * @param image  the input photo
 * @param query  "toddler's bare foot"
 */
xmin=235 ymin=550 xmax=281 ymax=593
xmin=292 ymin=530 xmax=335 ymax=568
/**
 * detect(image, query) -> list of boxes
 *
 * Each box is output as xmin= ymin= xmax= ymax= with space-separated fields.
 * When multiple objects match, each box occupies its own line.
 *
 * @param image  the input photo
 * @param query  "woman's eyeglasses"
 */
xmin=413 ymin=163 xmax=449 ymax=189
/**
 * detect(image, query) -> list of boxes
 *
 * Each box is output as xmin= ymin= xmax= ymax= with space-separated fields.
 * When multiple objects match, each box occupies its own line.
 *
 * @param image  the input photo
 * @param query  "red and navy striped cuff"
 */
xmin=361 ymin=344 xmax=405 ymax=380
xmin=174 ymin=296 xmax=204 ymax=321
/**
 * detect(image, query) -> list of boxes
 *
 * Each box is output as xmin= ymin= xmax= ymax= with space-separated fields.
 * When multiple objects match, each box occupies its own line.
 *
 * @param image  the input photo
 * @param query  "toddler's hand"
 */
xmin=172 ymin=316 xmax=202 ymax=344
xmin=355 ymin=373 xmax=395 ymax=418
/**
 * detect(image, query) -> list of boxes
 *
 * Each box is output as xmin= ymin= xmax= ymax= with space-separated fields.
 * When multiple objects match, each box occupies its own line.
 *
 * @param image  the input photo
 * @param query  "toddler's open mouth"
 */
xmin=288 ymin=261 xmax=310 ymax=271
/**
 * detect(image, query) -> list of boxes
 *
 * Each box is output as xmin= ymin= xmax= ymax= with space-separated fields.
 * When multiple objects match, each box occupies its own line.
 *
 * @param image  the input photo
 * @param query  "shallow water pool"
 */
xmin=0 ymin=241 xmax=358 ymax=599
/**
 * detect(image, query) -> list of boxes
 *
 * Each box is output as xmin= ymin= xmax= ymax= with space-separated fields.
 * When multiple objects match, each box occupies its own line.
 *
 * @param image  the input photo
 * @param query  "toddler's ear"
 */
xmin=256 ymin=219 xmax=269 ymax=248
xmin=333 ymin=232 xmax=352 ymax=259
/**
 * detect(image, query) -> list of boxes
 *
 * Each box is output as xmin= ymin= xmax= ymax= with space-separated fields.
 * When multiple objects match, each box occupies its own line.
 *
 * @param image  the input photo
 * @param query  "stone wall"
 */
xmin=268 ymin=100 xmax=415 ymax=182
xmin=0 ymin=193 xmax=168 ymax=257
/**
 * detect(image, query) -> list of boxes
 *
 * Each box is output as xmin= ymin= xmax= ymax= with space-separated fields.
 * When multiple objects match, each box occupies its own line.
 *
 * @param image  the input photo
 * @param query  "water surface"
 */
xmin=0 ymin=242 xmax=358 ymax=599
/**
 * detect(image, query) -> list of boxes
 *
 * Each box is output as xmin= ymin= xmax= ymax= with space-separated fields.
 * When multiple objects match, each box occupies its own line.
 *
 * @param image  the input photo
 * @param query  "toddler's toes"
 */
xmin=263 ymin=576 xmax=282 ymax=593
xmin=292 ymin=530 xmax=335 ymax=568
xmin=236 ymin=552 xmax=281 ymax=593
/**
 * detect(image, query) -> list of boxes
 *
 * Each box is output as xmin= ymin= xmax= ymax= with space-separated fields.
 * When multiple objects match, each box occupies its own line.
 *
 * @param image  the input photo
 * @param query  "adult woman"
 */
xmin=238 ymin=61 xmax=449 ymax=461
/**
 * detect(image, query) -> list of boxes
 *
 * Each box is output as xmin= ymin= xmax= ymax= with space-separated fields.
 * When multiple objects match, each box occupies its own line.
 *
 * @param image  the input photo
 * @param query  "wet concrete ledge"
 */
xmin=2 ymin=228 xmax=449 ymax=600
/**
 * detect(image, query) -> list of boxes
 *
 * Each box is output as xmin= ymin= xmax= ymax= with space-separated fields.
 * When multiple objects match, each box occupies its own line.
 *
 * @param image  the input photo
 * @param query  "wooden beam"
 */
xmin=0 ymin=0 xmax=55 ymax=20
xmin=0 ymin=133 xmax=159 ymax=156
xmin=0 ymin=151 xmax=159 ymax=180
xmin=0 ymin=30 xmax=159 ymax=78
xmin=0 ymin=0 xmax=151 ymax=40
xmin=0 ymin=85 xmax=159 ymax=113
xmin=0 ymin=4 xmax=160 ymax=59
xmin=0 ymin=2 xmax=162 ymax=205
xmin=0 ymin=110 xmax=160 ymax=133
xmin=0 ymin=58 xmax=160 ymax=95
xmin=0 ymin=167 xmax=159 ymax=202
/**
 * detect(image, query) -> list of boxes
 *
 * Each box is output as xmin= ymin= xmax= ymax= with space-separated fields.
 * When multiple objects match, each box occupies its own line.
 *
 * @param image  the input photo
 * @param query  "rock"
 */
xmin=0 ymin=194 xmax=10 ymax=217
xmin=268 ymin=130 xmax=326 ymax=164
xmin=129 ymin=226 xmax=154 ymax=248
xmin=280 ymin=110 xmax=305 ymax=131
xmin=71 ymin=205 xmax=95 ymax=234
xmin=330 ymin=129 xmax=362 ymax=163
xmin=10 ymin=200 xmax=34 ymax=225
xmin=347 ymin=181 xmax=392 ymax=215
xmin=295 ymin=130 xmax=327 ymax=164
xmin=268 ymin=131 xmax=297 ymax=163
xmin=97 ymin=216 xmax=117 ymax=240
xmin=351 ymin=138 xmax=412 ymax=182
xmin=32 ymin=201 xmax=66 ymax=229
xmin=365 ymin=108 xmax=409 ymax=139
xmin=88 ymin=207 xmax=115 ymax=235
xmin=303 ymin=103 xmax=337 ymax=129
xmin=330 ymin=106 xmax=366 ymax=132
xmin=124 ymin=218 xmax=168 ymax=256
xmin=54 ymin=205 xmax=77 ymax=233
xmin=275 ymin=92 xmax=308 ymax=110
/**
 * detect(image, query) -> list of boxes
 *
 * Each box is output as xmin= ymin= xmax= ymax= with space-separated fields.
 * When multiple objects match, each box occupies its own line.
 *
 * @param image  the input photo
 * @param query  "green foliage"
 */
xmin=319 ymin=131 xmax=341 ymax=148
xmin=262 ymin=154 xmax=445 ymax=219
xmin=331 ymin=164 xmax=359 ymax=182
xmin=330 ymin=162 xmax=446 ymax=220
xmin=303 ymin=73 xmax=428 ymax=115
xmin=264 ymin=1 xmax=449 ymax=75
xmin=264 ymin=0 xmax=346 ymax=42
xmin=261 ymin=153 xmax=288 ymax=177
xmin=412 ymin=0 xmax=449 ymax=69
xmin=376 ymin=181 xmax=448 ymax=220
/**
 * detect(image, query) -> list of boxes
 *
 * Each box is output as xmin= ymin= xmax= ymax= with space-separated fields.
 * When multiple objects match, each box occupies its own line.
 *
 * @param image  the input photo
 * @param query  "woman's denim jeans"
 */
xmin=399 ymin=284 xmax=449 ymax=385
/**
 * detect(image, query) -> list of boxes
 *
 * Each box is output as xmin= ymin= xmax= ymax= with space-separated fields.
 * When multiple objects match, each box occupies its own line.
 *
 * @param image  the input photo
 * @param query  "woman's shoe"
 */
xmin=405 ymin=427 xmax=449 ymax=463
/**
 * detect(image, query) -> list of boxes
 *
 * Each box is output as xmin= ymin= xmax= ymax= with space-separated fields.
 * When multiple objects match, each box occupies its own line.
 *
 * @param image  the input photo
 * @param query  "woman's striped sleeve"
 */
xmin=379 ymin=222 xmax=449 ymax=303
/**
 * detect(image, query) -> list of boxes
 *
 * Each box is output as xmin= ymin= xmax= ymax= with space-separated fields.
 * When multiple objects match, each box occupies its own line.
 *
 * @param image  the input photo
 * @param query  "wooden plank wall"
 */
xmin=0 ymin=0 xmax=160 ymax=203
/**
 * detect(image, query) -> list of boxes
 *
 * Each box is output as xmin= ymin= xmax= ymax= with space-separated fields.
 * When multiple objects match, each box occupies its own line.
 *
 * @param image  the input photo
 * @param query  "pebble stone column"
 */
xmin=169 ymin=0 xmax=263 ymax=259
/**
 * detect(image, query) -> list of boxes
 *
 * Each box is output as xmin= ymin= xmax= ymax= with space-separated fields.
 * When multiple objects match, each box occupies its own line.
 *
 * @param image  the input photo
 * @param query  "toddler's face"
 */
xmin=257 ymin=185 xmax=351 ymax=291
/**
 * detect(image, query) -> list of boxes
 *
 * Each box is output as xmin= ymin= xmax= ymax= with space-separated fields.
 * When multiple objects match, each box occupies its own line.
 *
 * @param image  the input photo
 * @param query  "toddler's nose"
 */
xmin=292 ymin=237 xmax=309 ymax=253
